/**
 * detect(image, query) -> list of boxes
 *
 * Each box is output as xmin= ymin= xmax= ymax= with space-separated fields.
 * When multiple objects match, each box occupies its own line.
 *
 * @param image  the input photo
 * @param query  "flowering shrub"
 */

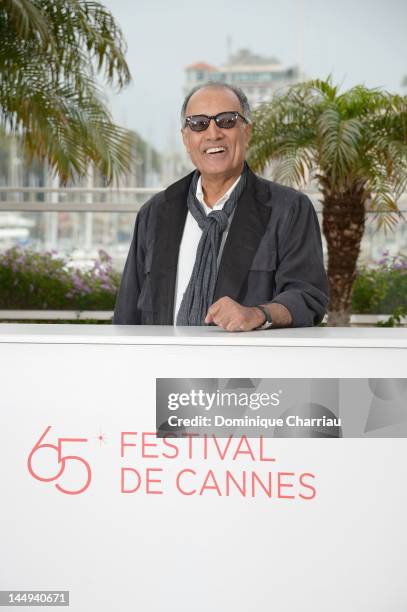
xmin=0 ymin=247 xmax=120 ymax=310
xmin=0 ymin=246 xmax=405 ymax=316
xmin=352 ymin=251 xmax=407 ymax=314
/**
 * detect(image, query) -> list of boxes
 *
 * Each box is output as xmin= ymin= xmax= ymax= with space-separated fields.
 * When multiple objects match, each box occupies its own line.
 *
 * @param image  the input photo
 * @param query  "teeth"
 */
xmin=206 ymin=147 xmax=225 ymax=154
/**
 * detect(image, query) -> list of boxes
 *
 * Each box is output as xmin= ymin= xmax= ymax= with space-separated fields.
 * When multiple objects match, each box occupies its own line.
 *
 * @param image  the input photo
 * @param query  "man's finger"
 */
xmin=205 ymin=299 xmax=223 ymax=323
xmin=226 ymin=321 xmax=238 ymax=332
xmin=213 ymin=315 xmax=230 ymax=329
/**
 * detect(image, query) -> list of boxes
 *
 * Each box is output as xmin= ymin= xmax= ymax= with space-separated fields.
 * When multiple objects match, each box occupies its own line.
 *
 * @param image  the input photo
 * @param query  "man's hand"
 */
xmin=205 ymin=297 xmax=293 ymax=331
xmin=204 ymin=297 xmax=266 ymax=332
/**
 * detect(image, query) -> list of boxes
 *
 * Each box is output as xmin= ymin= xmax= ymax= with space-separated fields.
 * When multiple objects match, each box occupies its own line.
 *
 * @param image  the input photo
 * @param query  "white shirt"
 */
xmin=173 ymin=174 xmax=242 ymax=323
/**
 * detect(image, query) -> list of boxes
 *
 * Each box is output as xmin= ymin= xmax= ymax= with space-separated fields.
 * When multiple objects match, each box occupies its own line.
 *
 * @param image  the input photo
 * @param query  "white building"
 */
xmin=185 ymin=48 xmax=300 ymax=109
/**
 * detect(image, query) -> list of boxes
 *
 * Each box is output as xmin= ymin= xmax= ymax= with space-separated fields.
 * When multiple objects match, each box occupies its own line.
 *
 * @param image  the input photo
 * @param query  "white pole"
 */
xmin=84 ymin=166 xmax=94 ymax=252
xmin=45 ymin=163 xmax=59 ymax=250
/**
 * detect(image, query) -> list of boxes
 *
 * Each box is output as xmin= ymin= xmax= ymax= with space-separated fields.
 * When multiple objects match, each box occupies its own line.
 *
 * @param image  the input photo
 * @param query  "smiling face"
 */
xmin=181 ymin=86 xmax=252 ymax=181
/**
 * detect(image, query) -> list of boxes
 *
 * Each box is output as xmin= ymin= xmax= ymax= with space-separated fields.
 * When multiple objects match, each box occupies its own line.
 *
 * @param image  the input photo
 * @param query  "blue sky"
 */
xmin=103 ymin=0 xmax=407 ymax=152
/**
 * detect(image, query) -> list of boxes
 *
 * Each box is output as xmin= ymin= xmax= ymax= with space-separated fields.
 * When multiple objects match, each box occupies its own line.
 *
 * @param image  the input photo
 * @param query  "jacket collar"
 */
xmin=150 ymin=165 xmax=271 ymax=324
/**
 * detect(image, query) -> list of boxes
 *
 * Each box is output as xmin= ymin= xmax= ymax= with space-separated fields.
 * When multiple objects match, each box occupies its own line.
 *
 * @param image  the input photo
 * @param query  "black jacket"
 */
xmin=113 ymin=166 xmax=329 ymax=326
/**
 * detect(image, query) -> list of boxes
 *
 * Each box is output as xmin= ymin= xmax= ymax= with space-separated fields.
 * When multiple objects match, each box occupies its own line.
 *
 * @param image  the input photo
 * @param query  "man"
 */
xmin=113 ymin=83 xmax=328 ymax=331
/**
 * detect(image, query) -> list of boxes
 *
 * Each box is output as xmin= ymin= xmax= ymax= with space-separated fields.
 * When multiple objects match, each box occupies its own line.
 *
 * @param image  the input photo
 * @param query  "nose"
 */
xmin=205 ymin=117 xmax=223 ymax=139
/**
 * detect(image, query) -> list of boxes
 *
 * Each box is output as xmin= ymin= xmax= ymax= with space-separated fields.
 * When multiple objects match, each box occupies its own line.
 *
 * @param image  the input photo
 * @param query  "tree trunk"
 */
xmin=322 ymin=185 xmax=367 ymax=326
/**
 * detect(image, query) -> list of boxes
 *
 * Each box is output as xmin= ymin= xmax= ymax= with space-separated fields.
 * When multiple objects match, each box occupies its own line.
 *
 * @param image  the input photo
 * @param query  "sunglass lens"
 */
xmin=188 ymin=116 xmax=209 ymax=131
xmin=216 ymin=112 xmax=238 ymax=128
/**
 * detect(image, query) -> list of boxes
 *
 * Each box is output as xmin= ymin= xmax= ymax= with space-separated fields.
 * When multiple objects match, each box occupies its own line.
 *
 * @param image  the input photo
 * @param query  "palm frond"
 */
xmin=0 ymin=0 xmax=132 ymax=183
xmin=0 ymin=0 xmax=49 ymax=41
xmin=317 ymin=105 xmax=362 ymax=186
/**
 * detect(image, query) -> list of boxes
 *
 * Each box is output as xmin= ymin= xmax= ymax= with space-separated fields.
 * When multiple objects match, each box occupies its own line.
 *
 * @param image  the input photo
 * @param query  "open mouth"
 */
xmin=204 ymin=146 xmax=227 ymax=155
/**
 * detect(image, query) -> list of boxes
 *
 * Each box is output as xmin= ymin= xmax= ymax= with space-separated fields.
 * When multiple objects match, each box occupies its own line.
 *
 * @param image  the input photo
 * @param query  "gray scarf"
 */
xmin=176 ymin=163 xmax=248 ymax=325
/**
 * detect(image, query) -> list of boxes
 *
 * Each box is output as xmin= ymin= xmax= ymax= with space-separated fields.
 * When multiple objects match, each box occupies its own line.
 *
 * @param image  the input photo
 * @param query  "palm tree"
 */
xmin=0 ymin=0 xmax=132 ymax=183
xmin=248 ymin=79 xmax=407 ymax=325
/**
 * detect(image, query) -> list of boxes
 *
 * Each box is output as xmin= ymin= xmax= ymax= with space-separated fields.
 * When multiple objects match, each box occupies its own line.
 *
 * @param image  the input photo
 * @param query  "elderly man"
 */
xmin=113 ymin=83 xmax=328 ymax=331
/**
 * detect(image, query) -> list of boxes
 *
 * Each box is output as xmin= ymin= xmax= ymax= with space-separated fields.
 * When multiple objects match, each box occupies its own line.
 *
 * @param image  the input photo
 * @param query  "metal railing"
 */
xmin=0 ymin=187 xmax=162 ymax=212
xmin=1 ymin=186 xmax=406 ymax=213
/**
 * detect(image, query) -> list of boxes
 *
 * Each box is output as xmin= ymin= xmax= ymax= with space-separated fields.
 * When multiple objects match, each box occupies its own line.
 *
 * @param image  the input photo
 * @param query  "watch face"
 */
xmin=258 ymin=317 xmax=273 ymax=330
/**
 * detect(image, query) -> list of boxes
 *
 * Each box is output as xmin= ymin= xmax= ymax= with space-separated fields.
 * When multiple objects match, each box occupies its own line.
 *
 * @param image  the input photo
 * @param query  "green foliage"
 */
xmin=249 ymin=78 xmax=407 ymax=231
xmin=1 ymin=247 xmax=405 ymax=323
xmin=0 ymin=0 xmax=133 ymax=183
xmin=352 ymin=253 xmax=407 ymax=314
xmin=0 ymin=246 xmax=119 ymax=310
xmin=376 ymin=307 xmax=407 ymax=327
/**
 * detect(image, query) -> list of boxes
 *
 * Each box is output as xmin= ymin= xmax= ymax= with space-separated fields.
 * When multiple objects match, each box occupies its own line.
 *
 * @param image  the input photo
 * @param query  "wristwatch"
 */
xmin=254 ymin=305 xmax=273 ymax=330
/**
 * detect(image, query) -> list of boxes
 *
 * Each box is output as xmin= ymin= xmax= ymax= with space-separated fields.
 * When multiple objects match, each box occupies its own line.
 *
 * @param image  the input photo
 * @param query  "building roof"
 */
xmin=185 ymin=62 xmax=218 ymax=72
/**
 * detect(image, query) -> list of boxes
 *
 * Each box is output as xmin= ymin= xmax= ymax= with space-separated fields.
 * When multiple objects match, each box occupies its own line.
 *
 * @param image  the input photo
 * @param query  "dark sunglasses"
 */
xmin=184 ymin=111 xmax=249 ymax=132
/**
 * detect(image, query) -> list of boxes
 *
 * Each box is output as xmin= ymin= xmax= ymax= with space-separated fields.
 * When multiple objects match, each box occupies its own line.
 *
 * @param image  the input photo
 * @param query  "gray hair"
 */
xmin=180 ymin=82 xmax=252 ymax=127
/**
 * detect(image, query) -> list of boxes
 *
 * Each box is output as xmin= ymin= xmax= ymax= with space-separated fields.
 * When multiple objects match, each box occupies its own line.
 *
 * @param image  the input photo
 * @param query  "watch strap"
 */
xmin=254 ymin=305 xmax=273 ymax=330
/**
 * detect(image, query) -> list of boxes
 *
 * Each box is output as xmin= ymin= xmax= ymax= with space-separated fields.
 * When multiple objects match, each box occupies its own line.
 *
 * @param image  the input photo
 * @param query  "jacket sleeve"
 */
xmin=112 ymin=213 xmax=145 ymax=325
xmin=270 ymin=194 xmax=329 ymax=327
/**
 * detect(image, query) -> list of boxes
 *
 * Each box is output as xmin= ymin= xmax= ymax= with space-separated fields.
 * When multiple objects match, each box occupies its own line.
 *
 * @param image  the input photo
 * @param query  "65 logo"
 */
xmin=27 ymin=426 xmax=92 ymax=495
